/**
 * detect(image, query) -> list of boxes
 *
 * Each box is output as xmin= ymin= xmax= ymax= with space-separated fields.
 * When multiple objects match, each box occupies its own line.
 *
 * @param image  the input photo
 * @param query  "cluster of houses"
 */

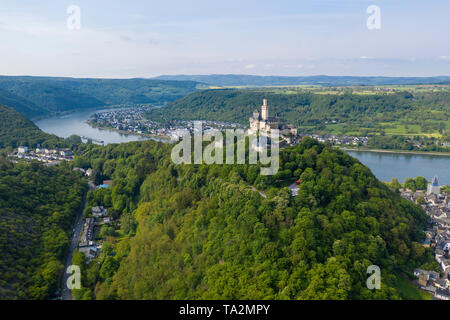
xmin=303 ymin=134 xmax=369 ymax=146
xmin=11 ymin=146 xmax=74 ymax=164
xmin=87 ymin=100 xmax=373 ymax=151
xmin=78 ymin=205 xmax=114 ymax=259
xmin=404 ymin=139 xmax=450 ymax=150
xmin=89 ymin=107 xmax=244 ymax=140
xmin=75 ymin=168 xmax=114 ymax=260
xmin=401 ymin=176 xmax=450 ymax=300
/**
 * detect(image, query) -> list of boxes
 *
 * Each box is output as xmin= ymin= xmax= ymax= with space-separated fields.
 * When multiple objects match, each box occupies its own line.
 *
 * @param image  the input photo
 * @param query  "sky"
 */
xmin=0 ymin=0 xmax=449 ymax=78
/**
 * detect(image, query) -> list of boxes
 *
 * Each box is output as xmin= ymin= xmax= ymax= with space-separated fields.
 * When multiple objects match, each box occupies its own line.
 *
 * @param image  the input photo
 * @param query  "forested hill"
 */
xmin=72 ymin=138 xmax=434 ymax=300
xmin=154 ymin=74 xmax=450 ymax=87
xmin=0 ymin=104 xmax=63 ymax=149
xmin=0 ymin=76 xmax=200 ymax=118
xmin=0 ymin=160 xmax=87 ymax=299
xmin=145 ymin=88 xmax=450 ymax=130
xmin=0 ymin=88 xmax=45 ymax=118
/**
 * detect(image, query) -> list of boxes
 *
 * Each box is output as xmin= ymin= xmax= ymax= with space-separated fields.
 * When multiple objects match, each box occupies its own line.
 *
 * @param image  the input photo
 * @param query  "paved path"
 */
xmin=60 ymin=180 xmax=93 ymax=300
xmin=250 ymin=185 xmax=267 ymax=198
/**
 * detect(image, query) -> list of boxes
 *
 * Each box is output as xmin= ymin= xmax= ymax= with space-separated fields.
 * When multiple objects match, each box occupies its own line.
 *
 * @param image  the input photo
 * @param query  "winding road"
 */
xmin=60 ymin=180 xmax=94 ymax=300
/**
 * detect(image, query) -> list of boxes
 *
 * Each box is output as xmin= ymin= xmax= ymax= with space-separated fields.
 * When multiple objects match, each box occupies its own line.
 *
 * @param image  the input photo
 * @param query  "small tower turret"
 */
xmin=261 ymin=99 xmax=268 ymax=121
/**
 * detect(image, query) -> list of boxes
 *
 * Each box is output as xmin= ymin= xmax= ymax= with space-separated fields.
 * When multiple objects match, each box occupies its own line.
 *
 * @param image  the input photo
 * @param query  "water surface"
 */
xmin=345 ymin=150 xmax=450 ymax=185
xmin=35 ymin=110 xmax=450 ymax=185
xmin=35 ymin=109 xmax=163 ymax=145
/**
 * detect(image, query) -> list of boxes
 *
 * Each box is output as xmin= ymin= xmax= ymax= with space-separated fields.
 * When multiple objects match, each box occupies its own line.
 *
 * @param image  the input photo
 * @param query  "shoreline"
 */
xmin=30 ymin=105 xmax=142 ymax=122
xmin=339 ymin=147 xmax=450 ymax=157
xmin=87 ymin=121 xmax=173 ymax=143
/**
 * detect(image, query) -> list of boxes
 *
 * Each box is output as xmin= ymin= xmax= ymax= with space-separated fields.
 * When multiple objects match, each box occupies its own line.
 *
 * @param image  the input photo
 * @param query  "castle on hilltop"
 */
xmin=249 ymin=99 xmax=297 ymax=137
xmin=249 ymin=99 xmax=280 ymax=133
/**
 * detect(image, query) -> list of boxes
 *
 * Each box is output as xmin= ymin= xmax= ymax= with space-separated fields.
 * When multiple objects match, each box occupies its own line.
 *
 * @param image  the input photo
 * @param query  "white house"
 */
xmin=60 ymin=149 xmax=73 ymax=157
xmin=18 ymin=146 xmax=28 ymax=154
xmin=441 ymin=259 xmax=450 ymax=272
xmin=92 ymin=206 xmax=107 ymax=218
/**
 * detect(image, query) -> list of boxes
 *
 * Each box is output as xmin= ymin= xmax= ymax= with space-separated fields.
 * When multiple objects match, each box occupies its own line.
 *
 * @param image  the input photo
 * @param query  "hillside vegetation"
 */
xmin=146 ymin=89 xmax=450 ymax=137
xmin=70 ymin=138 xmax=433 ymax=300
xmin=0 ymin=76 xmax=200 ymax=118
xmin=0 ymin=104 xmax=63 ymax=149
xmin=0 ymin=160 xmax=87 ymax=299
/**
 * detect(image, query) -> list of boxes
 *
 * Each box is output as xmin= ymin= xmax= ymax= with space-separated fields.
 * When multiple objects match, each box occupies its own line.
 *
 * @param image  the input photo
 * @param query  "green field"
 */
xmin=395 ymin=274 xmax=433 ymax=300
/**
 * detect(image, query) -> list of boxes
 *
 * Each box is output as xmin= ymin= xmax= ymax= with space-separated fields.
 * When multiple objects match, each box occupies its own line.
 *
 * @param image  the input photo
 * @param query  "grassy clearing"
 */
xmin=394 ymin=274 xmax=433 ymax=300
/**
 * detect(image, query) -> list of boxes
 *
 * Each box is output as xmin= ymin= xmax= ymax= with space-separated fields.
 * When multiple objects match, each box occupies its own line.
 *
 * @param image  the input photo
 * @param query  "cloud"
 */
xmin=360 ymin=56 xmax=369 ymax=59
xmin=297 ymin=64 xmax=303 ymax=69
xmin=245 ymin=64 xmax=256 ymax=69
xmin=439 ymin=56 xmax=450 ymax=61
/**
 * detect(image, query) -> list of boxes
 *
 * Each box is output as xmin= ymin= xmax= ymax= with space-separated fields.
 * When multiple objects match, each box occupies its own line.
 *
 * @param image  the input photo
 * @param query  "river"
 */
xmin=34 ymin=110 xmax=450 ymax=185
xmin=346 ymin=150 xmax=450 ymax=185
xmin=34 ymin=108 xmax=163 ymax=145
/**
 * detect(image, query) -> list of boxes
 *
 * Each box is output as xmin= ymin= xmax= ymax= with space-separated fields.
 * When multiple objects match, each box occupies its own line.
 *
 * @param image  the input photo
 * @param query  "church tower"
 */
xmin=427 ymin=175 xmax=440 ymax=196
xmin=261 ymin=99 xmax=268 ymax=121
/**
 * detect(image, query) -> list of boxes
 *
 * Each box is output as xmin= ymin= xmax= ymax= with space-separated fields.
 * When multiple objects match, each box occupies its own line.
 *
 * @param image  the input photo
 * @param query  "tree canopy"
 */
xmin=71 ymin=138 xmax=433 ymax=300
xmin=0 ymin=160 xmax=87 ymax=299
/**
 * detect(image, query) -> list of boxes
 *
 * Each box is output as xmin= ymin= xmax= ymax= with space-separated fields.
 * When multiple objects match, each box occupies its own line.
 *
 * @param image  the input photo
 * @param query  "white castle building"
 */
xmin=249 ymin=99 xmax=281 ymax=134
xmin=248 ymin=99 xmax=298 ymax=137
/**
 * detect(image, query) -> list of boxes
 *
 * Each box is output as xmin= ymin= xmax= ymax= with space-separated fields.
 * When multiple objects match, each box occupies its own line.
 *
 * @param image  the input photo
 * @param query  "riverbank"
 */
xmin=339 ymin=147 xmax=450 ymax=157
xmin=87 ymin=120 xmax=173 ymax=143
xmin=342 ymin=149 xmax=450 ymax=185
xmin=34 ymin=108 xmax=162 ymax=145
xmin=30 ymin=105 xmax=138 ymax=122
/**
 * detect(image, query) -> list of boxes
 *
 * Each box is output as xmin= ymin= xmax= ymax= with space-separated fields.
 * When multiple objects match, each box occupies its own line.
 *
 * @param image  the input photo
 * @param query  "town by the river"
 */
xmin=34 ymin=108 xmax=168 ymax=145
xmin=34 ymin=109 xmax=450 ymax=185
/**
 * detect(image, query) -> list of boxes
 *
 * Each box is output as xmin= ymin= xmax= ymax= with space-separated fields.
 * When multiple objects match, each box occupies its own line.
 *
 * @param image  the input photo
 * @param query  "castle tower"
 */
xmin=261 ymin=99 xmax=268 ymax=121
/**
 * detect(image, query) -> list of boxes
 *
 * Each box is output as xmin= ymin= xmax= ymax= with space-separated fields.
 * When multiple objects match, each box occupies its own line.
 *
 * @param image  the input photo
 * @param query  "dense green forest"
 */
xmin=70 ymin=138 xmax=433 ymax=300
xmin=0 ymin=104 xmax=64 ymax=149
xmin=0 ymin=76 xmax=200 ymax=118
xmin=146 ymin=89 xmax=450 ymax=137
xmin=0 ymin=160 xmax=87 ymax=299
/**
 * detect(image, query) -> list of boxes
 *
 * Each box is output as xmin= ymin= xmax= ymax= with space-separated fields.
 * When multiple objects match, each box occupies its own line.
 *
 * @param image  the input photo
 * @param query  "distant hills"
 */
xmin=154 ymin=74 xmax=450 ymax=87
xmin=146 ymin=88 xmax=450 ymax=137
xmin=0 ymin=76 xmax=200 ymax=118
xmin=1 ymin=74 xmax=449 ymax=120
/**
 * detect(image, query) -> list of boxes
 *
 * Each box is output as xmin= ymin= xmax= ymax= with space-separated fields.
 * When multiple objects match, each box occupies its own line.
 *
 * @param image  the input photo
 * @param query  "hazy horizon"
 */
xmin=1 ymin=74 xmax=450 ymax=80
